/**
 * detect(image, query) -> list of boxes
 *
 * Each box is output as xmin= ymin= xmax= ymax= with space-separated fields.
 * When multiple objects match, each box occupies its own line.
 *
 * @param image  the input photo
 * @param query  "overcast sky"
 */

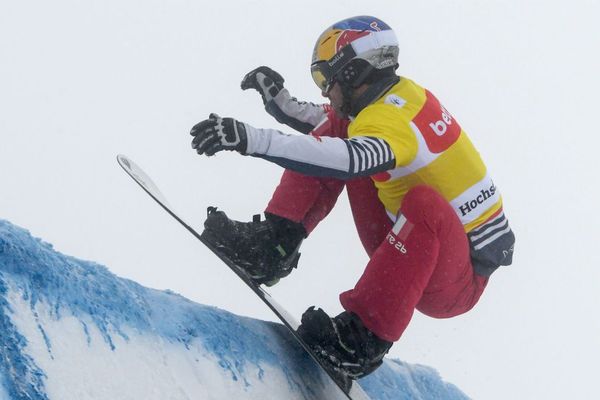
xmin=2 ymin=1 xmax=599 ymax=399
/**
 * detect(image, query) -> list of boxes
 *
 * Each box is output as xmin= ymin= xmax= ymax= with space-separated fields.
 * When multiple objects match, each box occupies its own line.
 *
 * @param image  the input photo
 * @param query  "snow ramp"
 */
xmin=0 ymin=219 xmax=469 ymax=400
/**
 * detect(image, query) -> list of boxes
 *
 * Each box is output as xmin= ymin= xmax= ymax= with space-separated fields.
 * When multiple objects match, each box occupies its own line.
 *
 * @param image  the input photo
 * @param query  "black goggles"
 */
xmin=310 ymin=45 xmax=357 ymax=92
xmin=310 ymin=61 xmax=335 ymax=93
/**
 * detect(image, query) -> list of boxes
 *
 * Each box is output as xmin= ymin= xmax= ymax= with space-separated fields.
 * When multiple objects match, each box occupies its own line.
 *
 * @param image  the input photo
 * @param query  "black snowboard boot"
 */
xmin=297 ymin=307 xmax=393 ymax=389
xmin=202 ymin=207 xmax=306 ymax=286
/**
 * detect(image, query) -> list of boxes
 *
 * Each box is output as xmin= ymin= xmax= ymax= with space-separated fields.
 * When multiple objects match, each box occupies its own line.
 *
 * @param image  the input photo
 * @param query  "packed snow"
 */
xmin=0 ymin=219 xmax=468 ymax=399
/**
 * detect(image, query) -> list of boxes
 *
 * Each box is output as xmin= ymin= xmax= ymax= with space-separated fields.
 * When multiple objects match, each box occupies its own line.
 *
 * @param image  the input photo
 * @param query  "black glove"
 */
xmin=241 ymin=66 xmax=285 ymax=105
xmin=190 ymin=113 xmax=247 ymax=156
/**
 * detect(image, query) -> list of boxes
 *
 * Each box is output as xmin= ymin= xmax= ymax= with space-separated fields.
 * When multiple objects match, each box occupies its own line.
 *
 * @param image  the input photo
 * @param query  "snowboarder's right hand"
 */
xmin=241 ymin=66 xmax=285 ymax=106
xmin=190 ymin=113 xmax=248 ymax=156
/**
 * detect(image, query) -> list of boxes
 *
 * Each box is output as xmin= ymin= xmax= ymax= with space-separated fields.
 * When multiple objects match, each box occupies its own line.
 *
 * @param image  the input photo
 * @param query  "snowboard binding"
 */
xmin=201 ymin=207 xmax=303 ymax=286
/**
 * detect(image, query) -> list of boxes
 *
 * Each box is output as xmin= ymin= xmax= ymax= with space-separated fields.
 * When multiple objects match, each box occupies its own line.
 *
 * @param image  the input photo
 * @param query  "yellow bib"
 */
xmin=348 ymin=78 xmax=502 ymax=232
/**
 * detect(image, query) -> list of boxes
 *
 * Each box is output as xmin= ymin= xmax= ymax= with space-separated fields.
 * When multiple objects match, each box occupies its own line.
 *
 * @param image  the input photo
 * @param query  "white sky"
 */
xmin=1 ymin=1 xmax=599 ymax=399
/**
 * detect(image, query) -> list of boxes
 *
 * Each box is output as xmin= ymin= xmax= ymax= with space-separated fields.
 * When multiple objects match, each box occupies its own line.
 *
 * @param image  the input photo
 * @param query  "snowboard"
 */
xmin=116 ymin=154 xmax=371 ymax=400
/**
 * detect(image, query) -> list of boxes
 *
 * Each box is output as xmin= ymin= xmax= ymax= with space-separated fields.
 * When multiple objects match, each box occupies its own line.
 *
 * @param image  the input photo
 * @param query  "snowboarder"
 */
xmin=190 ymin=16 xmax=515 ymax=381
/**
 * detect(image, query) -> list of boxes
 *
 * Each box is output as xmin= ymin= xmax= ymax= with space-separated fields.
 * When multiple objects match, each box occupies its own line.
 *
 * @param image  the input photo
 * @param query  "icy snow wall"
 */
xmin=0 ymin=219 xmax=469 ymax=400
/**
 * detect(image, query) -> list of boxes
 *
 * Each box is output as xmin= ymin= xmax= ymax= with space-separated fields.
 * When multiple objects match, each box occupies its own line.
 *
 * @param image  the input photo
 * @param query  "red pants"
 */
xmin=266 ymin=173 xmax=488 ymax=342
xmin=339 ymin=185 xmax=488 ymax=342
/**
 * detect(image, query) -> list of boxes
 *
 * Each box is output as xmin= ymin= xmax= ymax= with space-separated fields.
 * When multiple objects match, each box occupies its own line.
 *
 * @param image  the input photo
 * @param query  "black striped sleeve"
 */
xmin=346 ymin=136 xmax=395 ymax=176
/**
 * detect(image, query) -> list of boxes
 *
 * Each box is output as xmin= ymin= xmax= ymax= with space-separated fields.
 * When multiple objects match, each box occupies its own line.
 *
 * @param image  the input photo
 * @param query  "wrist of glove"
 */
xmin=190 ymin=113 xmax=248 ymax=156
xmin=241 ymin=66 xmax=285 ymax=106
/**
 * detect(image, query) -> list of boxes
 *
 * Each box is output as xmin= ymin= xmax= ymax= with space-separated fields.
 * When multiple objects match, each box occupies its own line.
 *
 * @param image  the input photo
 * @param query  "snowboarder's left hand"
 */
xmin=241 ymin=66 xmax=285 ymax=106
xmin=190 ymin=113 xmax=248 ymax=156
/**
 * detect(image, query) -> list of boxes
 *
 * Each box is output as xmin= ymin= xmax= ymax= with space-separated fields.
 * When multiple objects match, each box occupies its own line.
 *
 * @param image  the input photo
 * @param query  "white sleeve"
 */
xmin=243 ymin=123 xmax=395 ymax=179
xmin=265 ymin=89 xmax=329 ymax=134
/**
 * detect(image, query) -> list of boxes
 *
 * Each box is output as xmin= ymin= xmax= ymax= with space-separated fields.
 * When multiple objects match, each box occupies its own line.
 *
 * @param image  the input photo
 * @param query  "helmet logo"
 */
xmin=336 ymin=30 xmax=370 ymax=50
xmin=370 ymin=21 xmax=381 ymax=31
xmin=328 ymin=51 xmax=345 ymax=67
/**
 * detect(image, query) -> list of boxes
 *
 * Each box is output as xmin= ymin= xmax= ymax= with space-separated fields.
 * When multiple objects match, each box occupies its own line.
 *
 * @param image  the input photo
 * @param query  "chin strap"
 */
xmin=339 ymin=83 xmax=355 ymax=118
